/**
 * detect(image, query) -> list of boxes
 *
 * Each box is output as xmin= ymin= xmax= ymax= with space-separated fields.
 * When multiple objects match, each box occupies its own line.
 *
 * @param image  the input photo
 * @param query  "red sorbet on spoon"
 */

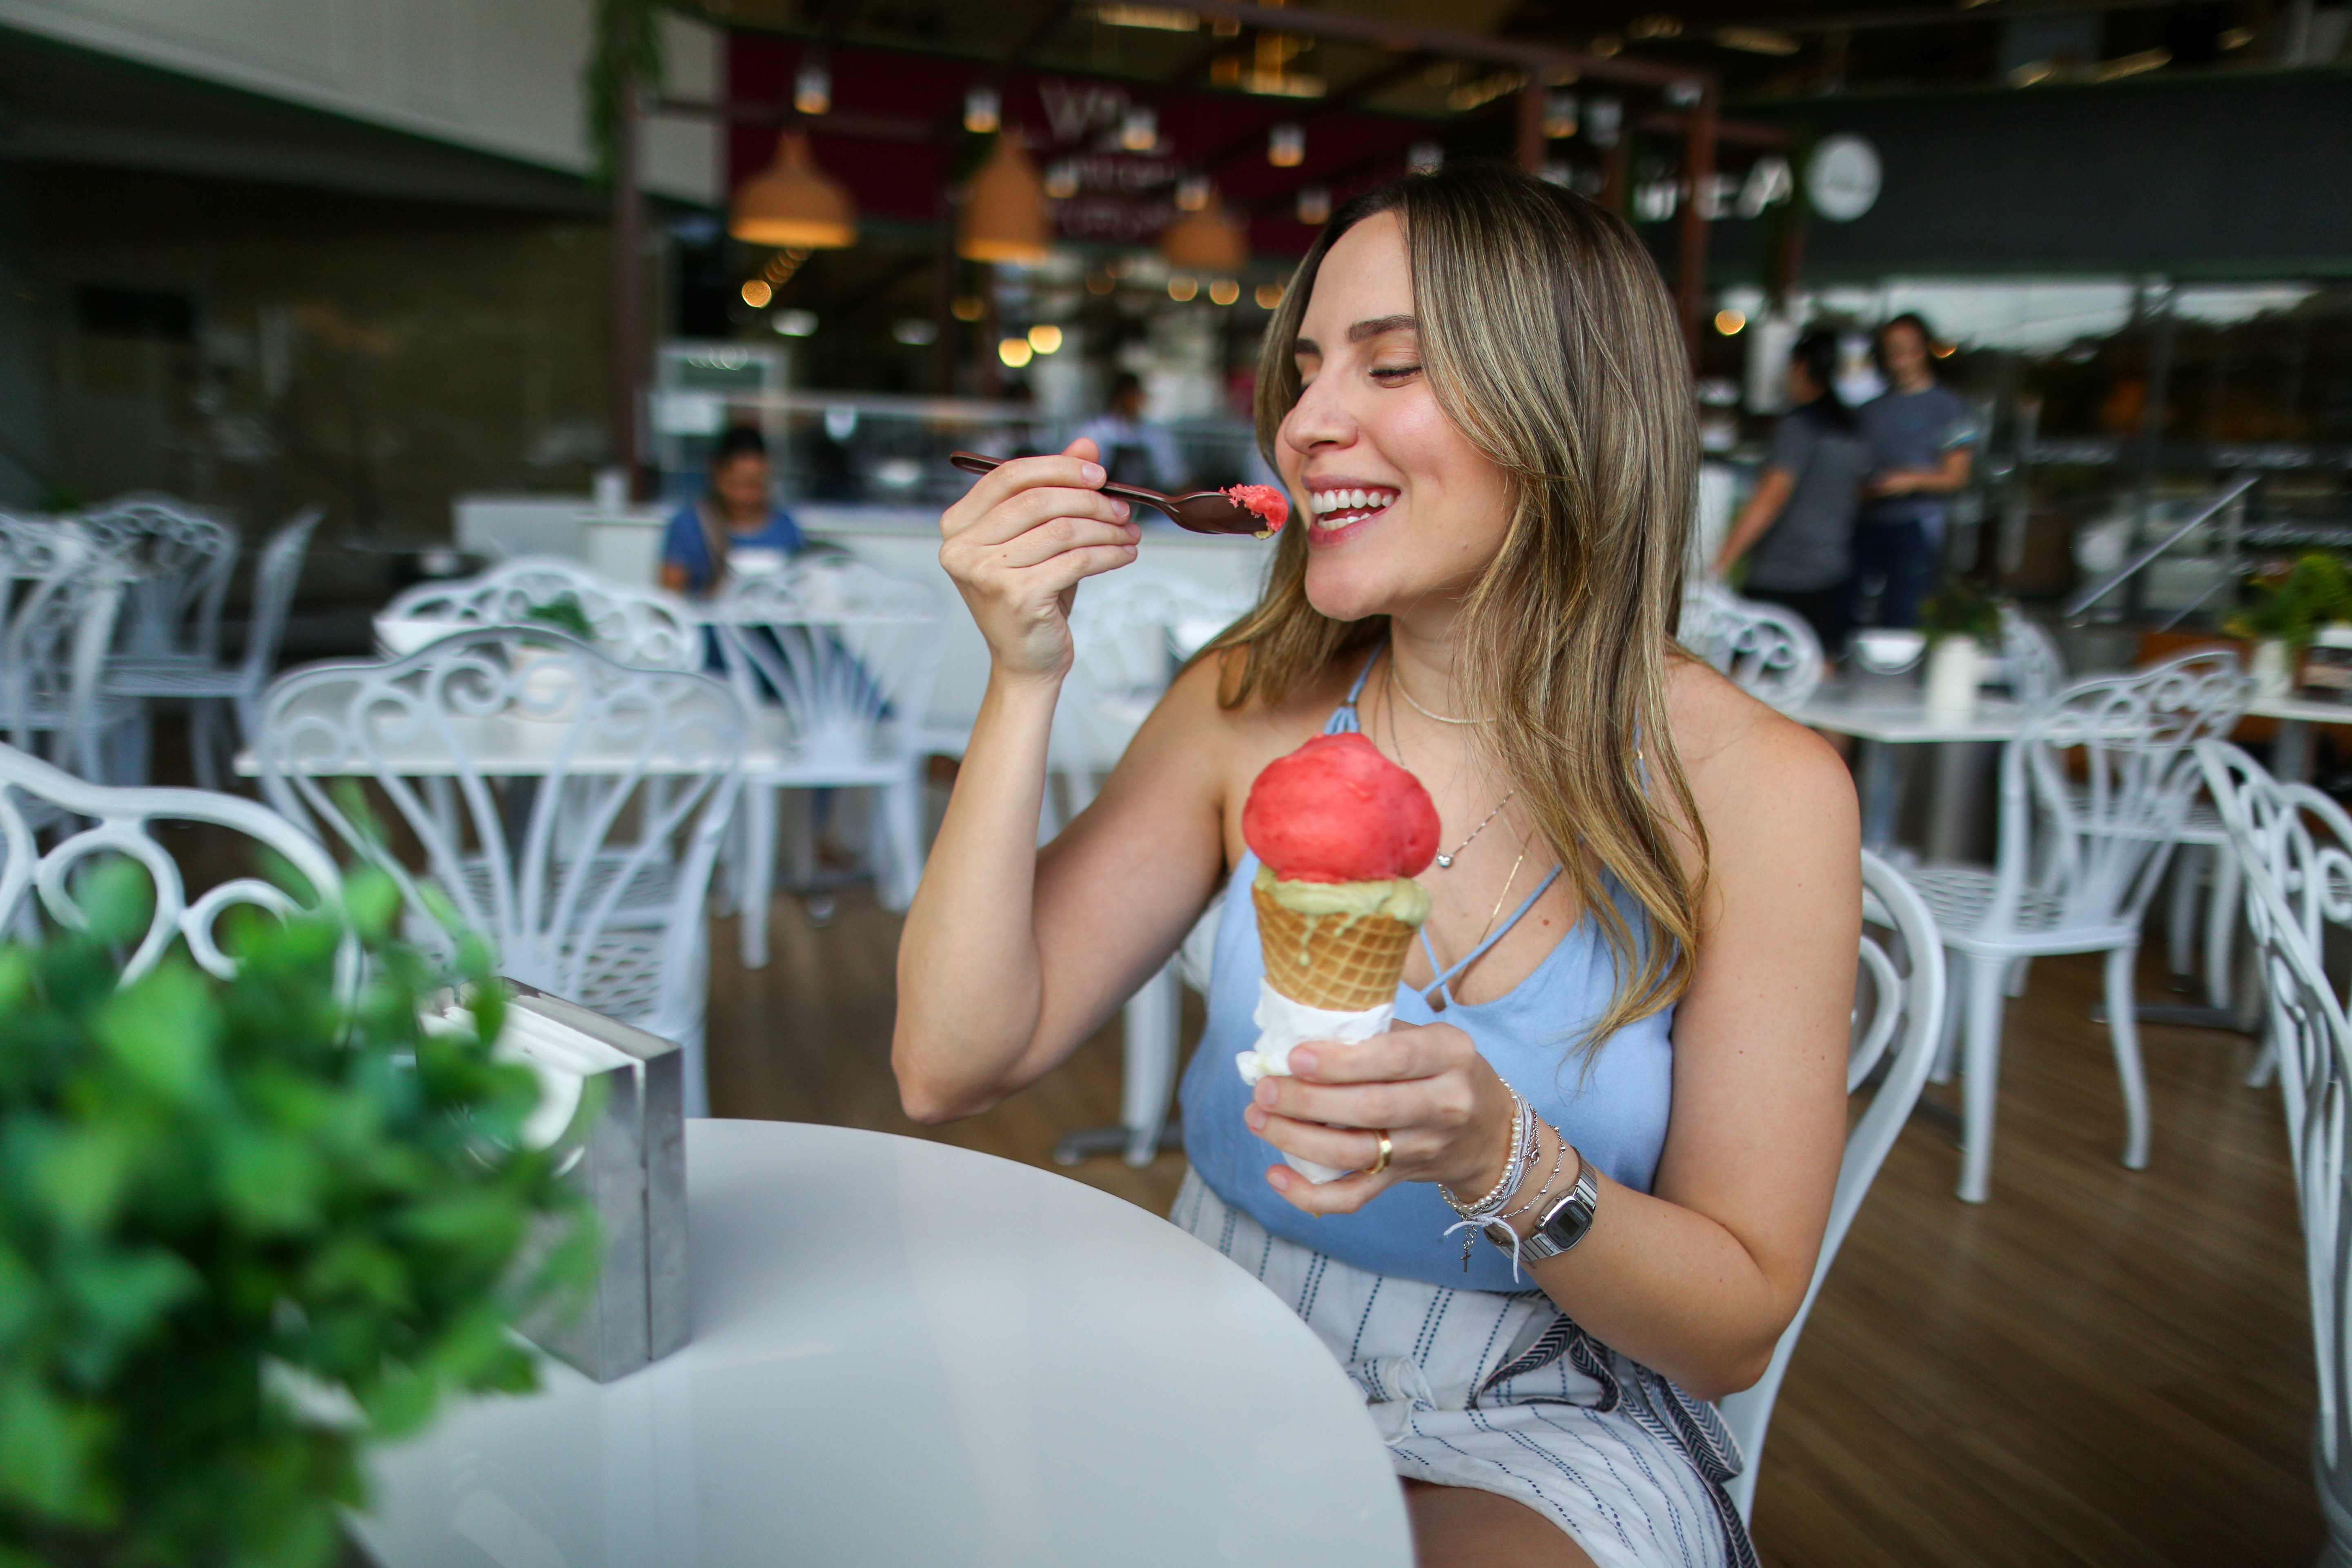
xmin=1242 ymin=731 xmax=1441 ymax=883
xmin=1223 ymin=483 xmax=1289 ymax=534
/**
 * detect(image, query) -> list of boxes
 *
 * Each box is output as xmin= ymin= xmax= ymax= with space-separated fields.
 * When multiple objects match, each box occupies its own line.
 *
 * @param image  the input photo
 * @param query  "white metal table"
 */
xmin=350 ymin=1120 xmax=1413 ymax=1568
xmin=2246 ymin=693 xmax=2352 ymax=782
xmin=1788 ymin=681 xmax=2034 ymax=853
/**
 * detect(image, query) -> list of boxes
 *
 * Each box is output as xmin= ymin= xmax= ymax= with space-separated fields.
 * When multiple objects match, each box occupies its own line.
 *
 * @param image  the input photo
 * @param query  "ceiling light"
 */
xmin=729 ymin=131 xmax=857 ymax=249
xmin=960 ymin=136 xmax=1052 ymax=265
xmin=1044 ymin=161 xmax=1080 ymax=200
xmin=1160 ymin=206 xmax=1248 ymax=274
xmin=1713 ymin=309 xmax=1745 ymax=335
xmin=1254 ymin=282 xmax=1284 ymax=310
xmin=1085 ymin=271 xmax=1115 ymax=295
xmin=741 ymin=280 xmax=773 ymax=308
xmin=1120 ymin=107 xmax=1158 ymax=153
xmin=1243 ymin=71 xmax=1325 ymax=98
xmin=1544 ymin=90 xmax=1578 ymax=139
xmin=794 ymin=59 xmax=832 ymax=116
xmin=1027 ymin=323 xmax=1064 ymax=353
xmin=1629 ymin=14 xmax=1682 ymax=39
xmin=773 ymin=310 xmax=817 ymax=337
xmin=1295 ymin=185 xmax=1331 ymax=225
xmin=1208 ymin=278 xmax=1240 ymax=306
xmin=1095 ymin=3 xmax=1197 ymax=31
xmin=1167 ymin=275 xmax=1198 ymax=302
xmin=1268 ymin=123 xmax=1305 ymax=167
xmin=893 ymin=318 xmax=938 ymax=345
xmin=964 ymin=85 xmax=1000 ymax=134
xmin=2219 ymin=26 xmax=2254 ymax=49
xmin=1176 ymin=174 xmax=1212 ymax=212
xmin=998 ymin=336 xmax=1034 ymax=367
xmin=951 ymin=295 xmax=985 ymax=322
xmin=1716 ymin=26 xmax=1798 ymax=56
xmin=2094 ymin=47 xmax=2170 ymax=81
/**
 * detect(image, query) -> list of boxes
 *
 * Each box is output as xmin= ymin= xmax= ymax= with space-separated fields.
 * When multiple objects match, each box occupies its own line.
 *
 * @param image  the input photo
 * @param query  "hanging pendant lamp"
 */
xmin=1160 ymin=203 xmax=1248 ymax=274
xmin=959 ymin=133 xmax=1051 ymax=264
xmin=730 ymin=130 xmax=858 ymax=249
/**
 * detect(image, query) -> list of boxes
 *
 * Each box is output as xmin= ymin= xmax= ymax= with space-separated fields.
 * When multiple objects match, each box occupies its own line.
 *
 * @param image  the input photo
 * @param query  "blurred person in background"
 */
xmin=662 ymin=425 xmax=808 ymax=599
xmin=1711 ymin=328 xmax=1872 ymax=656
xmin=1073 ymin=371 xmax=1187 ymax=494
xmin=1848 ymin=313 xmax=1974 ymax=630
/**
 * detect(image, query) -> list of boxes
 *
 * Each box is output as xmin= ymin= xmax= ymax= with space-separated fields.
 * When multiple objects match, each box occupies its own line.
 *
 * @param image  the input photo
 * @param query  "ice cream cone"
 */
xmin=1252 ymin=869 xmax=1428 ymax=1012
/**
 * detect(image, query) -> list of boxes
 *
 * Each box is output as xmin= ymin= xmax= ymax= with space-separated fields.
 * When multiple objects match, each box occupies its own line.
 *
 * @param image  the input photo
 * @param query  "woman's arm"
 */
xmin=893 ymin=446 xmax=1229 ymax=1122
xmin=1711 ymin=467 xmax=1797 ymax=579
xmin=1869 ymin=446 xmax=1972 ymax=497
xmin=1246 ymin=693 xmax=1857 ymax=1398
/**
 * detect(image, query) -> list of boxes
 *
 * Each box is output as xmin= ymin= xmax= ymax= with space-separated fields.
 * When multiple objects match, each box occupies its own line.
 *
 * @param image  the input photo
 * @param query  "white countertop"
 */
xmin=351 ymin=1120 xmax=1413 ymax=1568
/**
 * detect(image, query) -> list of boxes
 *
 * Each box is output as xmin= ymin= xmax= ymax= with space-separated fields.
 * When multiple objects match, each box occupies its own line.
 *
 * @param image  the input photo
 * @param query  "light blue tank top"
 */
xmin=1177 ymin=652 xmax=1676 ymax=1293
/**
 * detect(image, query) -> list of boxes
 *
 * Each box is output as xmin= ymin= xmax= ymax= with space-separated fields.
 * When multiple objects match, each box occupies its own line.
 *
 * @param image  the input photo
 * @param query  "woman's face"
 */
xmin=1278 ymin=211 xmax=1513 ymax=625
xmin=713 ymin=453 xmax=770 ymax=520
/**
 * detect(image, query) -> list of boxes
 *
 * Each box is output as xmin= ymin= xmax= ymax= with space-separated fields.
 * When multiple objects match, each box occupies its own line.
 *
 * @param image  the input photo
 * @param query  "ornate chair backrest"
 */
xmin=708 ymin=556 xmax=946 ymax=768
xmin=1983 ymin=651 xmax=2250 ymax=940
xmin=77 ymin=494 xmax=238 ymax=661
xmin=382 ymin=557 xmax=699 ymax=672
xmin=1679 ymin=583 xmax=1825 ymax=710
xmin=2195 ymin=738 xmax=2352 ymax=1494
xmin=1998 ymin=605 xmax=2067 ymax=703
xmin=0 ymin=531 xmax=127 ymax=781
xmin=253 ymin=630 xmax=744 ymax=1023
xmin=234 ymin=510 xmax=324 ymax=713
xmin=0 ymin=739 xmax=345 ymax=984
xmin=1055 ymin=572 xmax=1249 ymax=783
xmin=1716 ymin=850 xmax=1948 ymax=1522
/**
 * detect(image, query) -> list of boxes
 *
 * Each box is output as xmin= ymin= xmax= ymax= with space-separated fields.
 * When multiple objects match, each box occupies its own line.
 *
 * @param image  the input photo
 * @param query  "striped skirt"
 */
xmin=1173 ymin=1169 xmax=1756 ymax=1568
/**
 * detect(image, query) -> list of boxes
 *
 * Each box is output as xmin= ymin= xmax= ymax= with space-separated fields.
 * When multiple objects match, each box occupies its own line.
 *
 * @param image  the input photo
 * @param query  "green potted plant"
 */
xmin=2225 ymin=553 xmax=2352 ymax=698
xmin=1919 ymin=576 xmax=2003 ymax=716
xmin=0 ymin=863 xmax=590 ymax=1568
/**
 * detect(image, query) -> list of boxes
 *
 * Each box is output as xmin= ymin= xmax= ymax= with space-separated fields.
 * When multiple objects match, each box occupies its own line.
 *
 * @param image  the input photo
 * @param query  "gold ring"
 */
xmin=1367 ymin=1129 xmax=1393 ymax=1177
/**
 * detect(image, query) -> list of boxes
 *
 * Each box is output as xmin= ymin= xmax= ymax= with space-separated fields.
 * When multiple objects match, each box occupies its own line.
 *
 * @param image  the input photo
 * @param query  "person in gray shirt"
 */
xmin=1713 ymin=328 xmax=1873 ymax=656
xmin=1849 ymin=312 xmax=1975 ymax=630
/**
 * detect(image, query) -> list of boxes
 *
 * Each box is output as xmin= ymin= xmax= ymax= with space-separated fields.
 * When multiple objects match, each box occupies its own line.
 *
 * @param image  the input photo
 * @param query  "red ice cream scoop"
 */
xmin=1242 ymin=731 xmax=1441 ymax=883
xmin=1223 ymin=484 xmax=1289 ymax=532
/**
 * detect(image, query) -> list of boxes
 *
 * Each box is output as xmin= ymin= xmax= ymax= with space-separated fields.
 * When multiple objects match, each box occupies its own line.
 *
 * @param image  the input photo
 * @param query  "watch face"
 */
xmin=1539 ymin=1199 xmax=1590 ymax=1249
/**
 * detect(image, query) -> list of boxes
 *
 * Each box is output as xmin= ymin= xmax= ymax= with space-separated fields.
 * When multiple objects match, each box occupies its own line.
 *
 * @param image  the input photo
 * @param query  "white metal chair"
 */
xmin=379 ymin=556 xmax=699 ymax=671
xmin=1717 ymin=849 xmax=1947 ymax=1524
xmin=77 ymin=494 xmax=238 ymax=666
xmin=0 ymin=738 xmax=345 ymax=984
xmin=253 ymin=629 xmax=745 ymax=1114
xmin=1679 ymin=582 xmax=1825 ymax=711
xmin=0 ymin=529 xmax=138 ymax=788
xmin=1047 ymin=572 xmax=1249 ymax=1167
xmin=2196 ymin=737 xmax=2352 ymax=1564
xmin=102 ymin=509 xmax=323 ymax=791
xmin=708 ymin=555 xmax=946 ymax=966
xmin=1995 ymin=604 xmax=2067 ymax=703
xmin=1913 ymin=650 xmax=2251 ymax=1202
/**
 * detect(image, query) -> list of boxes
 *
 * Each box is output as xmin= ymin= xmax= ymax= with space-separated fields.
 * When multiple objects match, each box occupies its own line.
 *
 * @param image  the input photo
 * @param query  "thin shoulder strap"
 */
xmin=1325 ymin=645 xmax=1385 ymax=736
xmin=1418 ymin=865 xmax=1565 ymax=1011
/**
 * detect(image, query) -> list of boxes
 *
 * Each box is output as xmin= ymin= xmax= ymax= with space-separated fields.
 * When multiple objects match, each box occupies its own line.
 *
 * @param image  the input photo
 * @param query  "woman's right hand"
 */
xmin=939 ymin=438 xmax=1140 ymax=684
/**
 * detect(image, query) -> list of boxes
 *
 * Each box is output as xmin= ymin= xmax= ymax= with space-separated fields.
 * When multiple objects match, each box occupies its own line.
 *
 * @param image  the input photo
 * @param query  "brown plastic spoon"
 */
xmin=948 ymin=450 xmax=1276 ymax=537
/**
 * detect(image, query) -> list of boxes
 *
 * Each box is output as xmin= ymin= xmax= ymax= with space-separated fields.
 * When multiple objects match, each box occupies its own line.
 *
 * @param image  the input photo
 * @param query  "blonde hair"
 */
xmin=1209 ymin=163 xmax=1703 ymax=1053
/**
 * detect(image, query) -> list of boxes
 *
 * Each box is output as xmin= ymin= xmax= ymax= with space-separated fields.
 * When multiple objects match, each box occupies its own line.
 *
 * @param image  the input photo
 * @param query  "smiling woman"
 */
xmin=899 ymin=163 xmax=1858 ymax=1568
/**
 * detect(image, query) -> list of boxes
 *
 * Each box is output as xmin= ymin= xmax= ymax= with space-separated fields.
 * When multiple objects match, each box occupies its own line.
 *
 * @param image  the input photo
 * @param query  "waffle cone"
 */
xmin=1254 ymin=881 xmax=1419 ymax=1012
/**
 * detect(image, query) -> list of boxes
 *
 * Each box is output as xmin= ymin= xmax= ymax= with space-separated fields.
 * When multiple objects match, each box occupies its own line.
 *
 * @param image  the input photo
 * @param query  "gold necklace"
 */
xmin=1422 ymin=831 xmax=1532 ymax=1007
xmin=1384 ymin=661 xmax=1511 ymax=869
xmin=1393 ymin=665 xmax=1488 ymax=726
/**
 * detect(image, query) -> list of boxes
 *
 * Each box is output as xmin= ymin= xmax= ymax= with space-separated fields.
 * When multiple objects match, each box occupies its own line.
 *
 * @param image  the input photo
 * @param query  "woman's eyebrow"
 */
xmin=1348 ymin=314 xmax=1418 ymax=343
xmin=1293 ymin=336 xmax=1321 ymax=357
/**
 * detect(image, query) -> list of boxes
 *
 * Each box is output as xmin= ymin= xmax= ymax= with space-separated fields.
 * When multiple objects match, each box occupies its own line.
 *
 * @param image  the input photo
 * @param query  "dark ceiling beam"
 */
xmin=1577 ymin=0 xmax=2186 ymax=36
xmin=1636 ymin=110 xmax=1788 ymax=149
xmin=1140 ymin=0 xmax=1706 ymax=89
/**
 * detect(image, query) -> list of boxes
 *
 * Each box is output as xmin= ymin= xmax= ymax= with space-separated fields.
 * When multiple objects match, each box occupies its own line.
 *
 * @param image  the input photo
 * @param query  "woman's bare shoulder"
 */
xmin=1664 ymin=657 xmax=1858 ymax=858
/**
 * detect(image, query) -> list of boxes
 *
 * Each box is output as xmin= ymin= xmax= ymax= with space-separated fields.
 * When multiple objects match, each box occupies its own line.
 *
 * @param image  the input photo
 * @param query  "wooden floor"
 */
xmin=709 ymin=886 xmax=2325 ymax=1567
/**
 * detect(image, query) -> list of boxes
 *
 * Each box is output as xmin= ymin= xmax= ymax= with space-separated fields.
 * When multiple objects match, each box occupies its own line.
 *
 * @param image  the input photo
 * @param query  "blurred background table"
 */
xmin=350 ymin=1120 xmax=1413 ymax=1568
xmin=1791 ymin=681 xmax=2034 ymax=855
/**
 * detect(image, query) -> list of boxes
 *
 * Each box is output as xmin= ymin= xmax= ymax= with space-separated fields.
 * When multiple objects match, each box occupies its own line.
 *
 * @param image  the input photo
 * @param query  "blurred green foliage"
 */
xmin=521 ymin=594 xmax=596 ymax=642
xmin=1922 ymin=575 xmax=2004 ymax=643
xmin=0 ymin=861 xmax=592 ymax=1568
xmin=2225 ymin=552 xmax=2352 ymax=652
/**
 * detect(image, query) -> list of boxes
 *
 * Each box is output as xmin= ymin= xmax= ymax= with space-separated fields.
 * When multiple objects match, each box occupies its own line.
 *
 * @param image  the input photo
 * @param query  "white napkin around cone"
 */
xmin=1236 ymin=977 xmax=1395 ymax=1184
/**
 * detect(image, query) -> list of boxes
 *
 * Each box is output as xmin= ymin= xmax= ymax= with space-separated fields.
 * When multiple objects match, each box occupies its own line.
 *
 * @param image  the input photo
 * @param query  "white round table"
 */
xmin=351 ymin=1120 xmax=1413 ymax=1568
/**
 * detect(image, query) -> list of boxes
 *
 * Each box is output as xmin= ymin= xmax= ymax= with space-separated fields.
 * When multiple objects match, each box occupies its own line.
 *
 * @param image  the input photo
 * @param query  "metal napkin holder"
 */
xmin=434 ymin=980 xmax=689 ymax=1383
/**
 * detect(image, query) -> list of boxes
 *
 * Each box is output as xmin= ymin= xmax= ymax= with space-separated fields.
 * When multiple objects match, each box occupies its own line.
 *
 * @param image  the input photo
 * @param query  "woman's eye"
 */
xmin=1370 ymin=364 xmax=1422 ymax=383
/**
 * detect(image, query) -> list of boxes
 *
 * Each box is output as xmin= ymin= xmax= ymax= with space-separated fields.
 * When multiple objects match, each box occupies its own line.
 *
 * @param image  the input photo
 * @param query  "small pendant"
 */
xmin=1435 ymin=853 xmax=1454 ymax=869
xmin=1461 ymin=1236 xmax=1474 ymax=1272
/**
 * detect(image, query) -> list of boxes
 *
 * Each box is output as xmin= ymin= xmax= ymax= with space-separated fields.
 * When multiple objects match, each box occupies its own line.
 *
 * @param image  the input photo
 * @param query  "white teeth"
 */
xmin=1349 ymin=489 xmax=1367 ymax=509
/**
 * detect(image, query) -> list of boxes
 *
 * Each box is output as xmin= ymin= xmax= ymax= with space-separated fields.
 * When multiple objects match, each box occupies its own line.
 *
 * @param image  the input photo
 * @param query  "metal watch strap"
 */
xmin=1502 ymin=1157 xmax=1599 ymax=1265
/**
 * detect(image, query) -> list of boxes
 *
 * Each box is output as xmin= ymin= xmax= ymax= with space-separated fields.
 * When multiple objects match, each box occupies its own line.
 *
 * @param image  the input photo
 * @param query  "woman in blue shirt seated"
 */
xmin=661 ymin=425 xmax=806 ymax=599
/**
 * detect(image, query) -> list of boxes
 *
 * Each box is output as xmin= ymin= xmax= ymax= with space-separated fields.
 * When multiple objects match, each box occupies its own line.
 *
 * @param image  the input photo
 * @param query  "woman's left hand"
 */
xmin=1243 ymin=1021 xmax=1519 ymax=1216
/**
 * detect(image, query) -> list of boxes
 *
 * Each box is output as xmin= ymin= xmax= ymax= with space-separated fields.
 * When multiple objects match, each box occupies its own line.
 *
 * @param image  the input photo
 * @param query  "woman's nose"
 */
xmin=1281 ymin=378 xmax=1354 ymax=457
